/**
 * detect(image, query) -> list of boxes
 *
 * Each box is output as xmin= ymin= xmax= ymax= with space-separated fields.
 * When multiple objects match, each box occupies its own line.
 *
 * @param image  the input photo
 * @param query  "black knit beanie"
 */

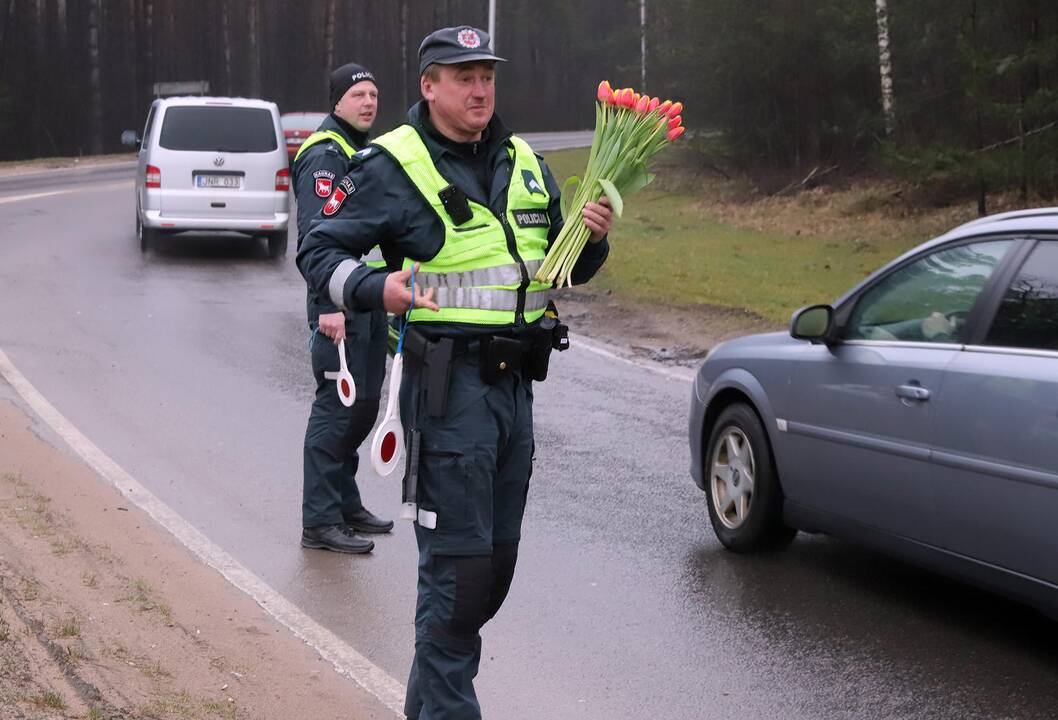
xmin=328 ymin=63 xmax=378 ymax=107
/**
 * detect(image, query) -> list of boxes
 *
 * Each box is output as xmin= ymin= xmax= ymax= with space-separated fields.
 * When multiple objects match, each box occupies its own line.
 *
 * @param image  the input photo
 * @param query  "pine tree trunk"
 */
xmin=87 ymin=0 xmax=103 ymax=154
xmin=324 ymin=0 xmax=336 ymax=73
xmin=400 ymin=0 xmax=408 ymax=110
xmin=0 ymin=0 xmax=14 ymax=62
xmin=970 ymin=0 xmax=987 ymax=216
xmin=247 ymin=0 xmax=260 ymax=96
xmin=144 ymin=0 xmax=154 ymax=94
xmin=875 ymin=0 xmax=896 ymax=136
xmin=220 ymin=0 xmax=231 ymax=93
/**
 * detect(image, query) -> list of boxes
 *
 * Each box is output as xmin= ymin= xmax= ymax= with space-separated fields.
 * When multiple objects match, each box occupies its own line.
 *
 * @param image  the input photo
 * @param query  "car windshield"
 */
xmin=159 ymin=106 xmax=277 ymax=152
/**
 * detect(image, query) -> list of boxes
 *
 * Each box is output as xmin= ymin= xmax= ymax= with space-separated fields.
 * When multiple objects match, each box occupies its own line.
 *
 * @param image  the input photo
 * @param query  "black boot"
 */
xmin=344 ymin=508 xmax=394 ymax=534
xmin=301 ymin=525 xmax=374 ymax=554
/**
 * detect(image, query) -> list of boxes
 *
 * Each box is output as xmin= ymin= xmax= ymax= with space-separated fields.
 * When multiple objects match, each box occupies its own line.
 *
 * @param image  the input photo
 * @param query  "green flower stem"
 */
xmin=537 ymin=99 xmax=680 ymax=287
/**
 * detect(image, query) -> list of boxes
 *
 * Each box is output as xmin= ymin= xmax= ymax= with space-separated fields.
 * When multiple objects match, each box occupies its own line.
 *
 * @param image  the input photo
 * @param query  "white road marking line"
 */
xmin=570 ymin=332 xmax=696 ymax=383
xmin=0 ymin=180 xmax=132 ymax=205
xmin=0 ymin=347 xmax=407 ymax=716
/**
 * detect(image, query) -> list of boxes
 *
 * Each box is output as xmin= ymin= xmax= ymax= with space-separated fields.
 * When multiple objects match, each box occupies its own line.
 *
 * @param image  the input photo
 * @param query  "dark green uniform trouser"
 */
xmin=302 ymin=308 xmax=388 ymax=528
xmin=399 ymin=350 xmax=534 ymax=720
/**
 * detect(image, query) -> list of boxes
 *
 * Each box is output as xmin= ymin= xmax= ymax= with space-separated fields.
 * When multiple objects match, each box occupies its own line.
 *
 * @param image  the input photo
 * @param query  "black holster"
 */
xmin=403 ymin=328 xmax=455 ymax=417
xmin=523 ymin=302 xmax=570 ymax=382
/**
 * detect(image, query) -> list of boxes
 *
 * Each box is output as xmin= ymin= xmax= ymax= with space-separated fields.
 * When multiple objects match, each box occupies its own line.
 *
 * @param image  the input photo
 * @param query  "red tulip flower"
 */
xmin=668 ymin=102 xmax=683 ymax=118
xmin=666 ymin=126 xmax=685 ymax=142
xmin=635 ymin=95 xmax=650 ymax=113
xmin=657 ymin=100 xmax=673 ymax=116
xmin=647 ymin=97 xmax=660 ymax=113
xmin=597 ymin=80 xmax=614 ymax=104
xmin=668 ymin=115 xmax=682 ymax=130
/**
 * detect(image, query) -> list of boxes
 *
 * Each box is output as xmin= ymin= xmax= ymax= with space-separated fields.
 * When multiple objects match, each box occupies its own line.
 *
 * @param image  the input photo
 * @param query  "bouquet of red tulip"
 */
xmin=535 ymin=81 xmax=685 ymax=287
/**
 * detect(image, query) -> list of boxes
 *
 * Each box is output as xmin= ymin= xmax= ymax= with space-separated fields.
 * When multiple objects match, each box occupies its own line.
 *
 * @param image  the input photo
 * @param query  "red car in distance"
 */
xmin=280 ymin=112 xmax=328 ymax=164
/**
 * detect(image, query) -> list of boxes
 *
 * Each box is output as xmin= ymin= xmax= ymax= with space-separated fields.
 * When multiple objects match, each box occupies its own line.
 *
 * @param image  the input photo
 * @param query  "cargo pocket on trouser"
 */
xmin=418 ymin=446 xmax=494 ymax=554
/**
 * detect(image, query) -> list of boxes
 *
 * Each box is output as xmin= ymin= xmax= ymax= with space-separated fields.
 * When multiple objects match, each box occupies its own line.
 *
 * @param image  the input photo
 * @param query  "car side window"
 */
xmin=984 ymin=241 xmax=1058 ymax=351
xmin=844 ymin=240 xmax=1013 ymax=343
xmin=142 ymin=107 xmax=155 ymax=143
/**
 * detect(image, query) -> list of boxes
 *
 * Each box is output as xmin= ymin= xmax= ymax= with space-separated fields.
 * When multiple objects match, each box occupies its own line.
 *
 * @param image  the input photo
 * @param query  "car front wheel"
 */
xmin=705 ymin=403 xmax=795 ymax=552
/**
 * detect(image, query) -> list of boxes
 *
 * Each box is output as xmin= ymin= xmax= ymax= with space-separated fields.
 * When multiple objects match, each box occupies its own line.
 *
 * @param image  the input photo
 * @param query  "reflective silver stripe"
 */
xmin=364 ymin=246 xmax=384 ymax=263
xmin=328 ymin=258 xmax=362 ymax=310
xmin=431 ymin=287 xmax=551 ymax=312
xmin=417 ymin=259 xmax=543 ymax=289
xmin=523 ymin=290 xmax=550 ymax=312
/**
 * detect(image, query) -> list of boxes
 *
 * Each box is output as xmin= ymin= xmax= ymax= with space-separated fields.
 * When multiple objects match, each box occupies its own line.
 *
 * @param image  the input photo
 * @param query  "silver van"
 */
xmin=122 ymin=97 xmax=291 ymax=257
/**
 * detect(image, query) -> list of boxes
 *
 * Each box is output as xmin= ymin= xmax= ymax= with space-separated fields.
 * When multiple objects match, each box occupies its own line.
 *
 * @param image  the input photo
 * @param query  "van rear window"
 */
xmin=159 ymin=106 xmax=278 ymax=152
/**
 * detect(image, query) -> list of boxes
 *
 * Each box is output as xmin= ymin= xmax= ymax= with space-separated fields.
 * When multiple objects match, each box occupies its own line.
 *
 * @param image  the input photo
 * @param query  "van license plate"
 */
xmin=196 ymin=175 xmax=241 ymax=189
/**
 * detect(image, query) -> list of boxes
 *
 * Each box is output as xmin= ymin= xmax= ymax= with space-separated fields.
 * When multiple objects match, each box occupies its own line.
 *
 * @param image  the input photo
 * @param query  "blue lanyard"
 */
xmin=396 ymin=267 xmax=415 ymax=355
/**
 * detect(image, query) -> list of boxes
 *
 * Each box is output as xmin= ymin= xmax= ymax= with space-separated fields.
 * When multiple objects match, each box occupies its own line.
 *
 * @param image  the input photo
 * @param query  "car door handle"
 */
xmin=895 ymin=384 xmax=931 ymax=402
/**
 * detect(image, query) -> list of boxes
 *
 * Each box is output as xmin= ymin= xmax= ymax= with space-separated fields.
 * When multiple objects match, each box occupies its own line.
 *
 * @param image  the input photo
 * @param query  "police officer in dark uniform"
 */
xmin=293 ymin=62 xmax=392 ymax=555
xmin=297 ymin=27 xmax=613 ymax=717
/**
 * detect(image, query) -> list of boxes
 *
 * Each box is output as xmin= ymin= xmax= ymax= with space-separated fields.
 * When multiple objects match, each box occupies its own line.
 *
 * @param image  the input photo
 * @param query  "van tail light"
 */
xmin=145 ymin=165 xmax=161 ymax=188
xmin=275 ymin=168 xmax=290 ymax=191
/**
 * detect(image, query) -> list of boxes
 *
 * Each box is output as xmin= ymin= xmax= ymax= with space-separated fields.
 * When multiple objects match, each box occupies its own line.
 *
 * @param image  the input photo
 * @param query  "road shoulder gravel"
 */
xmin=0 ymin=397 xmax=391 ymax=720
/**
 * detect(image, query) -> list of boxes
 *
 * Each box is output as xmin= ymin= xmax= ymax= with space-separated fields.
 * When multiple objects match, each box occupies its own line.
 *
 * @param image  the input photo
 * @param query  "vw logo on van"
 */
xmin=213 ymin=155 xmax=225 ymax=167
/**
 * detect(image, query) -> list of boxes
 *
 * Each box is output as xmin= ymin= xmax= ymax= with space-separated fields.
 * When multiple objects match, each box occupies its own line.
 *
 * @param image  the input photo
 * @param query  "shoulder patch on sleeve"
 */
xmin=313 ymin=169 xmax=335 ymax=198
xmin=322 ymin=176 xmax=356 ymax=216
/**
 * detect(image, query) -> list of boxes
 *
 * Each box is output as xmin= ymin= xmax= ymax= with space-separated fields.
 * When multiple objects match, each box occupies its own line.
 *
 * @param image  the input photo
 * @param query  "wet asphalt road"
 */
xmin=1 ymin=161 xmax=1057 ymax=720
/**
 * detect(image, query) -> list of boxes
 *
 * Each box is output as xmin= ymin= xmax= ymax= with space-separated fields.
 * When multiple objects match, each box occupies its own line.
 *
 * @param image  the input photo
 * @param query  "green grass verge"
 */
xmin=541 ymin=147 xmax=951 ymax=323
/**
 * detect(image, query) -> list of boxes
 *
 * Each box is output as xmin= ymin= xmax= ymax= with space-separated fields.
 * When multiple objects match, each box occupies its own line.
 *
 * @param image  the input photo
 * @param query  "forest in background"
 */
xmin=1 ymin=1 xmax=1056 ymax=206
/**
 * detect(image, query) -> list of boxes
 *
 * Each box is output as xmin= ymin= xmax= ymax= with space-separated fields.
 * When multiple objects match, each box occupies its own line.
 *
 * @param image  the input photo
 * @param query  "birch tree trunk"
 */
xmin=875 ymin=0 xmax=896 ymax=136
xmin=87 ymin=0 xmax=103 ymax=154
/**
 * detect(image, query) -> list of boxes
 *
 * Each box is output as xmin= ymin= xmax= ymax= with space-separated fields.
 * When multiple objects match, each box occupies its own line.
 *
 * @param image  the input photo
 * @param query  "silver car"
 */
xmin=122 ymin=96 xmax=291 ymax=257
xmin=689 ymin=208 xmax=1058 ymax=614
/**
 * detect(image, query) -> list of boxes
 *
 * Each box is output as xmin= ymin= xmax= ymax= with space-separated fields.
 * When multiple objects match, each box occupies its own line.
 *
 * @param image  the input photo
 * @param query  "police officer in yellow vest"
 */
xmin=297 ymin=27 xmax=613 ymax=718
xmin=293 ymin=62 xmax=392 ymax=555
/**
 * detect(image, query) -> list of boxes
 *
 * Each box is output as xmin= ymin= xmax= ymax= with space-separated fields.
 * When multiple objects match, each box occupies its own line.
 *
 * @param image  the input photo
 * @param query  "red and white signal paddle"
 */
xmin=323 ymin=338 xmax=356 ymax=407
xmin=370 ymin=352 xmax=405 ymax=478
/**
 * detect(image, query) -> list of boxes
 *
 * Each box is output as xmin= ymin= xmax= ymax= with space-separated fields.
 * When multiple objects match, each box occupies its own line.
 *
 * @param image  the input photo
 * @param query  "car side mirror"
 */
xmin=120 ymin=130 xmax=141 ymax=148
xmin=790 ymin=304 xmax=834 ymax=343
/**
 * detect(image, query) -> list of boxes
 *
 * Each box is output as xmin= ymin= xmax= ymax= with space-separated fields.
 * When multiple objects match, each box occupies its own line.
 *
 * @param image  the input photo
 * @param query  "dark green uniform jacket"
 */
xmin=291 ymin=113 xmax=368 ymax=328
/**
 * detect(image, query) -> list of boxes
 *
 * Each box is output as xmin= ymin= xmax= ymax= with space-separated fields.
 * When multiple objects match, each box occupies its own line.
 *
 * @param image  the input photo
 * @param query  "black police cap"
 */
xmin=418 ymin=26 xmax=506 ymax=76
